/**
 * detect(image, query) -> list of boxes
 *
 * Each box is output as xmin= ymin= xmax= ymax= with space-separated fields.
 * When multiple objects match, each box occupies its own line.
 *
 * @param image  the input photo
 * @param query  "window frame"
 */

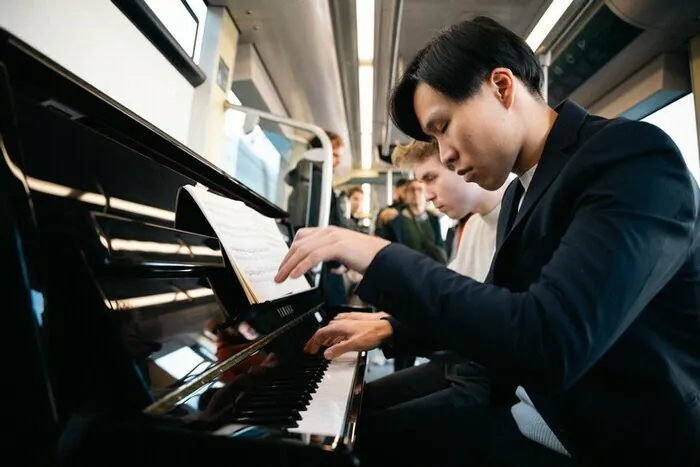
xmin=111 ymin=0 xmax=206 ymax=87
xmin=641 ymin=92 xmax=700 ymax=183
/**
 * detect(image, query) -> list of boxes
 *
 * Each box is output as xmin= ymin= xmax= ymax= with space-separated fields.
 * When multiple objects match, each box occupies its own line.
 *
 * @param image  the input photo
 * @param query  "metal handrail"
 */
xmin=221 ymin=101 xmax=334 ymax=230
xmin=382 ymin=0 xmax=404 ymax=155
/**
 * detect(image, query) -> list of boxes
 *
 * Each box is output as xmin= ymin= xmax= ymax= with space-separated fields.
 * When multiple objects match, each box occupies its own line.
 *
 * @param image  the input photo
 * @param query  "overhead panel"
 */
xmin=547 ymin=3 xmax=642 ymax=106
xmin=589 ymin=53 xmax=691 ymax=119
xmin=231 ymin=42 xmax=296 ymax=154
xmin=557 ymin=0 xmax=700 ymax=109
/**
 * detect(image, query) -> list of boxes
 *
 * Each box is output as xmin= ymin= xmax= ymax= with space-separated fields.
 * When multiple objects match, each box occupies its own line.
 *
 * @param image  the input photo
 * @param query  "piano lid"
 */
xmin=0 ymin=28 xmax=288 ymax=220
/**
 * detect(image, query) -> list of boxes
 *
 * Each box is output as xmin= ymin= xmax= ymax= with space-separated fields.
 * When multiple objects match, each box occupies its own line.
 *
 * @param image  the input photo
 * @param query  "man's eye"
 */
xmin=439 ymin=122 xmax=449 ymax=134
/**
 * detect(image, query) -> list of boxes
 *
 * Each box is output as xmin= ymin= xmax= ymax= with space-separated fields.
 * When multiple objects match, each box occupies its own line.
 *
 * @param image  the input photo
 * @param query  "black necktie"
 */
xmin=504 ymin=181 xmax=525 ymax=235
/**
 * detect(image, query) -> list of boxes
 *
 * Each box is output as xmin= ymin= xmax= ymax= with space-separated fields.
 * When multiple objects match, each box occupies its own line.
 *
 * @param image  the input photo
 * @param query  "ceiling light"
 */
xmin=361 ymin=133 xmax=373 ymax=170
xmin=526 ymin=0 xmax=574 ymax=52
xmin=357 ymin=0 xmax=375 ymax=172
xmin=356 ymin=0 xmax=375 ymax=62
xmin=358 ymin=65 xmax=374 ymax=133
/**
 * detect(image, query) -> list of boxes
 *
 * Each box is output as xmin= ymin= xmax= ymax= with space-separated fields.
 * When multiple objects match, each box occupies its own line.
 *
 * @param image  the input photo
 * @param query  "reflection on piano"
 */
xmin=1 ymin=28 xmax=366 ymax=467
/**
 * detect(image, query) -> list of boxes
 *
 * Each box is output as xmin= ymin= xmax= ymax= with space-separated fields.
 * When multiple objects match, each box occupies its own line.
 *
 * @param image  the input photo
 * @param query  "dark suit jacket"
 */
xmin=379 ymin=210 xmax=444 ymax=249
xmin=356 ymin=100 xmax=700 ymax=464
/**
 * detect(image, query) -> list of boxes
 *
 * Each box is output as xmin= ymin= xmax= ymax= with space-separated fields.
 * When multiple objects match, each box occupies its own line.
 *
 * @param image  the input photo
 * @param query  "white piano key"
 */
xmin=288 ymin=352 xmax=359 ymax=437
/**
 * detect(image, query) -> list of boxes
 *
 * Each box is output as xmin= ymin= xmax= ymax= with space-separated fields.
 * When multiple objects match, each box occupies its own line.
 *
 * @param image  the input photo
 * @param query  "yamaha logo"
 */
xmin=277 ymin=305 xmax=293 ymax=318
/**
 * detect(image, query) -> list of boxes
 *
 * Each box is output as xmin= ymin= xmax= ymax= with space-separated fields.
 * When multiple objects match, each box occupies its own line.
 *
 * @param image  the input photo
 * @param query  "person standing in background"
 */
xmin=284 ymin=130 xmax=347 ymax=231
xmin=379 ymin=179 xmax=444 ymax=262
xmin=378 ymin=177 xmax=444 ymax=371
xmin=346 ymin=186 xmax=370 ymax=234
xmin=374 ymin=178 xmax=408 ymax=237
xmin=284 ymin=130 xmax=349 ymax=306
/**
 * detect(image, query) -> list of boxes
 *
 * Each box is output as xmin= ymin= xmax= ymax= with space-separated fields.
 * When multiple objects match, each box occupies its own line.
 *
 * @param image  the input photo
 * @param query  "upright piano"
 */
xmin=1 ymin=29 xmax=366 ymax=466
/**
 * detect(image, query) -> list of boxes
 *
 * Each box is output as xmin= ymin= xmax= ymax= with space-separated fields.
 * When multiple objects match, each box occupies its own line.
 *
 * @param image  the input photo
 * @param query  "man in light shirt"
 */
xmin=395 ymin=140 xmax=507 ymax=281
xmin=333 ymin=140 xmax=508 ymax=465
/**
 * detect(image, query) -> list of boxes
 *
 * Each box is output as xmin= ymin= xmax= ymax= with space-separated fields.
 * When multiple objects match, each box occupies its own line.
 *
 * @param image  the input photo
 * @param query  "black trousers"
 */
xmin=357 ymin=361 xmax=488 ymax=466
xmin=392 ymin=355 xmax=416 ymax=371
xmin=356 ymin=361 xmax=574 ymax=467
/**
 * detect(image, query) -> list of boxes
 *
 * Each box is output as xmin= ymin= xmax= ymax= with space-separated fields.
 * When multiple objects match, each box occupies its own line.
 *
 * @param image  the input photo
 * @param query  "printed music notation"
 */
xmin=181 ymin=185 xmax=311 ymax=303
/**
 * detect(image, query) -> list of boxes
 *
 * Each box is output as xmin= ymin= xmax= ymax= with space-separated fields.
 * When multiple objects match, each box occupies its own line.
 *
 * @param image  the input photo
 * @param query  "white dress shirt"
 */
xmin=448 ymin=204 xmax=501 ymax=282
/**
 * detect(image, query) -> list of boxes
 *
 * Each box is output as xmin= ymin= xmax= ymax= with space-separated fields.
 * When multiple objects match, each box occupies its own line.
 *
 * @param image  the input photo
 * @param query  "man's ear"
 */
xmin=489 ymin=67 xmax=516 ymax=109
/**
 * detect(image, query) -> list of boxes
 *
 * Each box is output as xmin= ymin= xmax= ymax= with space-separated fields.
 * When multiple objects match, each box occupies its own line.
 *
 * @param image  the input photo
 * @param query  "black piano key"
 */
xmin=265 ymin=381 xmax=318 ymax=389
xmin=260 ymin=385 xmax=318 ymax=394
xmin=211 ymin=352 xmax=333 ymax=428
xmin=267 ymin=376 xmax=323 ymax=385
xmin=232 ymin=409 xmax=302 ymax=421
xmin=229 ymin=415 xmax=298 ymax=428
xmin=249 ymin=392 xmax=310 ymax=401
xmin=236 ymin=399 xmax=308 ymax=411
xmin=268 ymin=375 xmax=322 ymax=383
xmin=245 ymin=393 xmax=312 ymax=403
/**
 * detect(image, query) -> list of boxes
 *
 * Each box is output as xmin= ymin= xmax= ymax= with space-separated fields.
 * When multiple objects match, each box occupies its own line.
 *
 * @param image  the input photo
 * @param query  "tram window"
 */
xmin=222 ymin=91 xmax=293 ymax=207
xmin=642 ymin=93 xmax=700 ymax=183
xmin=143 ymin=0 xmax=207 ymax=64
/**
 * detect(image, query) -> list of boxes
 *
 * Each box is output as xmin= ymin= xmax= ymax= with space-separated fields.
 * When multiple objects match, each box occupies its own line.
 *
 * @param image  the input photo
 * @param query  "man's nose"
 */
xmin=439 ymin=144 xmax=458 ymax=170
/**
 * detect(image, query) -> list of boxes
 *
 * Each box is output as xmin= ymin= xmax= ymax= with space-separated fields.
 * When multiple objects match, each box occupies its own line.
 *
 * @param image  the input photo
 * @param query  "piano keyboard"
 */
xmin=216 ymin=352 xmax=359 ymax=437
xmin=290 ymin=352 xmax=359 ymax=436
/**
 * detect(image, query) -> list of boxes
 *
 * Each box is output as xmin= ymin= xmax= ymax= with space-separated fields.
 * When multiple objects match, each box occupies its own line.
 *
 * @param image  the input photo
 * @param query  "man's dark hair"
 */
xmin=389 ymin=16 xmax=543 ymax=141
xmin=395 ymin=178 xmax=408 ymax=188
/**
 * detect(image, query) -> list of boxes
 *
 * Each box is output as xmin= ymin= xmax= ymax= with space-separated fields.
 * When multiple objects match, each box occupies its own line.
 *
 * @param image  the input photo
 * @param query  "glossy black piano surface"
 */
xmin=1 ymin=29 xmax=365 ymax=467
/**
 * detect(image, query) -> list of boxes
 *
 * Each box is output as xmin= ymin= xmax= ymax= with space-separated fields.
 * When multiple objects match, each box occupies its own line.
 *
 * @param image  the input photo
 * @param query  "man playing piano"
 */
xmin=275 ymin=15 xmax=700 ymax=467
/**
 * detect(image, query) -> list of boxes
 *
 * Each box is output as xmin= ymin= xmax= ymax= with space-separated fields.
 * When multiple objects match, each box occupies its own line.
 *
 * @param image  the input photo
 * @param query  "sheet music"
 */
xmin=182 ymin=185 xmax=311 ymax=303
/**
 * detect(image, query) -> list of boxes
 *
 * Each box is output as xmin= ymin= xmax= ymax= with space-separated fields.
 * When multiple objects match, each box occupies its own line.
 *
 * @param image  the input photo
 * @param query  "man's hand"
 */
xmin=330 ymin=264 xmax=349 ymax=275
xmin=304 ymin=319 xmax=393 ymax=360
xmin=275 ymin=226 xmax=390 ymax=283
xmin=378 ymin=207 xmax=400 ymax=226
xmin=334 ymin=311 xmax=390 ymax=321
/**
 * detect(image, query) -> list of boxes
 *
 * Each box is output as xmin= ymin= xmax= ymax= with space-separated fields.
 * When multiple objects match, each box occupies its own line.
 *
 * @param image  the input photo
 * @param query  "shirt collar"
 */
xmin=481 ymin=202 xmax=501 ymax=227
xmin=402 ymin=208 xmax=428 ymax=221
xmin=519 ymin=164 xmax=538 ymax=193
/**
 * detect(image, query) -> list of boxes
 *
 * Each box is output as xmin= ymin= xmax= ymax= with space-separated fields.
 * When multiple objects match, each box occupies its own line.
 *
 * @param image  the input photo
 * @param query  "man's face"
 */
xmin=332 ymin=141 xmax=344 ymax=169
xmin=404 ymin=180 xmax=427 ymax=212
xmin=349 ymin=191 xmax=363 ymax=214
xmin=413 ymin=74 xmax=522 ymax=190
xmin=413 ymin=156 xmax=482 ymax=220
xmin=395 ymin=184 xmax=406 ymax=203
